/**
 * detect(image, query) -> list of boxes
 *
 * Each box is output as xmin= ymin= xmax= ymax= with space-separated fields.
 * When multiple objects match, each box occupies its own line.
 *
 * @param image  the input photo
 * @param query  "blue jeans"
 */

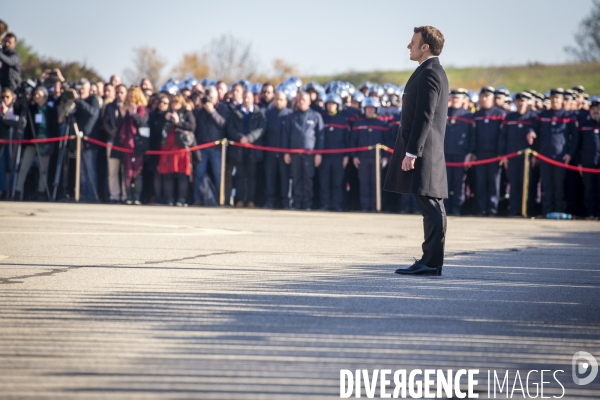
xmin=194 ymin=148 xmax=222 ymax=203
xmin=80 ymin=148 xmax=98 ymax=201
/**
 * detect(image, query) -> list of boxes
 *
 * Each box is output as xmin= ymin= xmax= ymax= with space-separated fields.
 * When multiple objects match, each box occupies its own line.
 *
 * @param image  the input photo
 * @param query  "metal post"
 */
xmin=74 ymin=125 xmax=82 ymax=202
xmin=521 ymin=149 xmax=531 ymax=218
xmin=375 ymin=144 xmax=381 ymax=212
xmin=219 ymin=139 xmax=227 ymax=206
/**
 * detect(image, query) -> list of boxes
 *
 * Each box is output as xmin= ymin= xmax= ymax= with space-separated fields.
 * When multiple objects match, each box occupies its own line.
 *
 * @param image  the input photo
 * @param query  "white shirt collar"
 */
xmin=241 ymin=105 xmax=254 ymax=114
xmin=419 ymin=55 xmax=438 ymax=65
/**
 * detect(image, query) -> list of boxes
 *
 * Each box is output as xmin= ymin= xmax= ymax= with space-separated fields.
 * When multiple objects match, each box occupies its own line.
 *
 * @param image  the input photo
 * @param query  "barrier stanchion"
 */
xmin=521 ymin=148 xmax=531 ymax=218
xmin=375 ymin=143 xmax=381 ymax=212
xmin=219 ymin=139 xmax=227 ymax=206
xmin=74 ymin=124 xmax=82 ymax=202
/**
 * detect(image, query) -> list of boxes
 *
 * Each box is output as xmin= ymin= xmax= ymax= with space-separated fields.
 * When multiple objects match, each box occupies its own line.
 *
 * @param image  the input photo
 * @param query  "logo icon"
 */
xmin=572 ymin=351 xmax=598 ymax=385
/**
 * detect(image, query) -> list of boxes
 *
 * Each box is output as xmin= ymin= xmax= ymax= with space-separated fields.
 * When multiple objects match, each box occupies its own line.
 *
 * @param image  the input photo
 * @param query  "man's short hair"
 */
xmin=413 ymin=26 xmax=444 ymax=56
xmin=262 ymin=82 xmax=274 ymax=90
xmin=3 ymin=32 xmax=16 ymax=42
xmin=231 ymin=82 xmax=244 ymax=91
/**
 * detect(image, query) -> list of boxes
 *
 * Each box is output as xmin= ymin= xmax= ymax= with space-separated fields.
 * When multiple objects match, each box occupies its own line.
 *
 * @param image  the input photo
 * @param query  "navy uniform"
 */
xmin=351 ymin=97 xmax=391 ymax=211
xmin=469 ymin=86 xmax=506 ymax=215
xmin=264 ymin=103 xmax=292 ymax=208
xmin=576 ymin=99 xmax=600 ymax=218
xmin=444 ymin=88 xmax=472 ymax=215
xmin=320 ymin=94 xmax=350 ymax=211
xmin=499 ymin=92 xmax=537 ymax=216
xmin=282 ymin=107 xmax=324 ymax=210
xmin=531 ymin=88 xmax=579 ymax=214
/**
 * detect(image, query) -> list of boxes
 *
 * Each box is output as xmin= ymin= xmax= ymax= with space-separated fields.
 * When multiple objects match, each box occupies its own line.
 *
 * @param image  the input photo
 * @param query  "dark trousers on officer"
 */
xmin=358 ymin=156 xmax=376 ymax=211
xmin=291 ymin=154 xmax=315 ymax=209
xmin=444 ymin=154 xmax=466 ymax=215
xmin=416 ymin=195 xmax=447 ymax=268
xmin=235 ymin=151 xmax=257 ymax=205
xmin=507 ymin=154 xmax=524 ymax=216
xmin=264 ymin=153 xmax=289 ymax=208
xmin=540 ymin=161 xmax=566 ymax=214
xmin=319 ymin=154 xmax=345 ymax=210
xmin=475 ymin=159 xmax=501 ymax=215
xmin=582 ymin=165 xmax=600 ymax=217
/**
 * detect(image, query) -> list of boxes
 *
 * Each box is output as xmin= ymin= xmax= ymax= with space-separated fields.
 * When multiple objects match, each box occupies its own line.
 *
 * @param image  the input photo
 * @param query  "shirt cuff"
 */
xmin=405 ymin=152 xmax=417 ymax=158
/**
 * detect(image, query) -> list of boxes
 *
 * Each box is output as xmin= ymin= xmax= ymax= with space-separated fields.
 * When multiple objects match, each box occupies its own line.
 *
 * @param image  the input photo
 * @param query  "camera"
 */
xmin=201 ymin=91 xmax=213 ymax=105
xmin=15 ymin=79 xmax=37 ymax=106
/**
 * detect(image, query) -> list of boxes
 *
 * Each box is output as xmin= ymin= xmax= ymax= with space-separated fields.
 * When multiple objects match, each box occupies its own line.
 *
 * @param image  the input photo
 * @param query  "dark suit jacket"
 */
xmin=384 ymin=57 xmax=449 ymax=198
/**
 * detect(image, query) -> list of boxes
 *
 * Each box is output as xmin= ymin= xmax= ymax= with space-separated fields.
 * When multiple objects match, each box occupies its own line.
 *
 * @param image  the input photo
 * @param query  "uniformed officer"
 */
xmin=563 ymin=89 xmax=576 ymax=111
xmin=319 ymin=93 xmax=350 ymax=211
xmin=469 ymin=86 xmax=506 ymax=216
xmin=351 ymin=97 xmax=391 ymax=211
xmin=282 ymin=91 xmax=324 ymax=210
xmin=264 ymin=91 xmax=292 ymax=209
xmin=498 ymin=92 xmax=537 ymax=216
xmin=494 ymin=87 xmax=510 ymax=109
xmin=576 ymin=97 xmax=600 ymax=219
xmin=529 ymin=88 xmax=579 ymax=214
xmin=444 ymin=88 xmax=472 ymax=215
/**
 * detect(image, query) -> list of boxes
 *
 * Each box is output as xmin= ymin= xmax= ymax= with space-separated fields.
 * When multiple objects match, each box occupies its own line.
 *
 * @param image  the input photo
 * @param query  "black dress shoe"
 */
xmin=395 ymin=261 xmax=438 ymax=276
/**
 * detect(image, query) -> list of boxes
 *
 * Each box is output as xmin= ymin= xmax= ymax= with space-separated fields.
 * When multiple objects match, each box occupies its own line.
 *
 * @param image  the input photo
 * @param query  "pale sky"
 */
xmin=2 ymin=0 xmax=592 ymax=81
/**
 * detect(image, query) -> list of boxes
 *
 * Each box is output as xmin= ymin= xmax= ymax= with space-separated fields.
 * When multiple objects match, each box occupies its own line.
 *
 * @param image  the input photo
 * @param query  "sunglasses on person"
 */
xmin=159 ymin=101 xmax=169 ymax=105
xmin=1 ymin=95 xmax=12 ymax=99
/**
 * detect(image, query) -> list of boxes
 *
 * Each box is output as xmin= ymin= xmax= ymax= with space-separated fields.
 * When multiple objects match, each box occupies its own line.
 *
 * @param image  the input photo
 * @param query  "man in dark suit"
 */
xmin=384 ymin=26 xmax=449 ymax=276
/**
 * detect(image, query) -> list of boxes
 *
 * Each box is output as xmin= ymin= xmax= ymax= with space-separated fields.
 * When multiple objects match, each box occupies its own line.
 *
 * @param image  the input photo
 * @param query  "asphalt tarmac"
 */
xmin=0 ymin=202 xmax=599 ymax=399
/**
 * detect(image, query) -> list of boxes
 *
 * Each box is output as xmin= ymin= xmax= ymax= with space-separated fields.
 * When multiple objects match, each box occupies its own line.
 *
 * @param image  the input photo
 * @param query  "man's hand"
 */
xmin=531 ymin=156 xmax=537 ymax=167
xmin=578 ymin=164 xmax=583 ymax=177
xmin=499 ymin=158 xmax=509 ymax=168
xmin=342 ymin=156 xmax=349 ymax=169
xmin=353 ymin=157 xmax=360 ymax=169
xmin=284 ymin=154 xmax=291 ymax=164
xmin=68 ymin=88 xmax=79 ymax=100
xmin=203 ymin=101 xmax=215 ymax=113
xmin=562 ymin=154 xmax=571 ymax=164
xmin=240 ymin=136 xmax=249 ymax=145
xmin=314 ymin=154 xmax=322 ymax=167
xmin=401 ymin=155 xmax=415 ymax=171
xmin=526 ymin=131 xmax=537 ymax=146
xmin=381 ymin=157 xmax=389 ymax=168
xmin=170 ymin=112 xmax=180 ymax=124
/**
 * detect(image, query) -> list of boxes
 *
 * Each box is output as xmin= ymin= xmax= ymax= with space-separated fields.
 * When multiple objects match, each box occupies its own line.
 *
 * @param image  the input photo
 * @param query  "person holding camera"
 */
xmin=157 ymin=94 xmax=196 ymax=206
xmin=0 ymin=33 xmax=21 ymax=92
xmin=118 ymin=86 xmax=149 ymax=205
xmin=13 ymin=86 xmax=59 ymax=200
xmin=65 ymin=78 xmax=100 ymax=201
xmin=147 ymin=93 xmax=170 ymax=203
xmin=193 ymin=85 xmax=229 ymax=205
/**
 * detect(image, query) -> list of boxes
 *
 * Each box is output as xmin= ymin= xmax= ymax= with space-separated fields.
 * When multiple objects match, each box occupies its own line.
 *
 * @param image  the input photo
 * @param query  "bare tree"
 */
xmin=124 ymin=45 xmax=167 ymax=88
xmin=565 ymin=0 xmax=600 ymax=62
xmin=205 ymin=34 xmax=259 ymax=82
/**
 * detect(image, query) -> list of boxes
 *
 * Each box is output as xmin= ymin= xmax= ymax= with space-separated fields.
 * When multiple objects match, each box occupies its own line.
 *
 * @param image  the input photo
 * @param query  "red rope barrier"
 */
xmin=381 ymin=147 xmax=523 ymax=167
xmin=228 ymin=141 xmax=373 ymax=154
xmin=0 ymin=136 xmax=73 ymax=145
xmin=84 ymin=137 xmax=220 ymax=155
xmin=532 ymin=151 xmax=600 ymax=174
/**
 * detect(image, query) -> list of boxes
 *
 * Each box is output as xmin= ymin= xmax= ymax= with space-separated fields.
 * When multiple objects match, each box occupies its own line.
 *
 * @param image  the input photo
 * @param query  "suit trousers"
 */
xmin=540 ymin=161 xmax=566 ymax=214
xmin=507 ymin=155 xmax=524 ymax=216
xmin=475 ymin=161 xmax=501 ymax=215
xmin=444 ymin=154 xmax=466 ymax=214
xmin=416 ymin=195 xmax=447 ymax=268
xmin=319 ymin=154 xmax=345 ymax=210
xmin=291 ymin=154 xmax=315 ymax=209
xmin=264 ymin=153 xmax=290 ymax=207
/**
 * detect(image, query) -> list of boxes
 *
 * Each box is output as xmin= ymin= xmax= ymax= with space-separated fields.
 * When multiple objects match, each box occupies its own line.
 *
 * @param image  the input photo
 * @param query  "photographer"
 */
xmin=193 ymin=85 xmax=229 ymax=205
xmin=146 ymin=93 xmax=169 ymax=203
xmin=62 ymin=78 xmax=100 ymax=201
xmin=13 ymin=86 xmax=59 ymax=200
xmin=157 ymin=94 xmax=196 ymax=206
xmin=0 ymin=33 xmax=21 ymax=91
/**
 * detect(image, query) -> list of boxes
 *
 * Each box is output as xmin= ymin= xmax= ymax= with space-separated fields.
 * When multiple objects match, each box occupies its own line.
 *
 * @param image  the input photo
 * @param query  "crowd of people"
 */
xmin=1 ymin=23 xmax=599 ymax=218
